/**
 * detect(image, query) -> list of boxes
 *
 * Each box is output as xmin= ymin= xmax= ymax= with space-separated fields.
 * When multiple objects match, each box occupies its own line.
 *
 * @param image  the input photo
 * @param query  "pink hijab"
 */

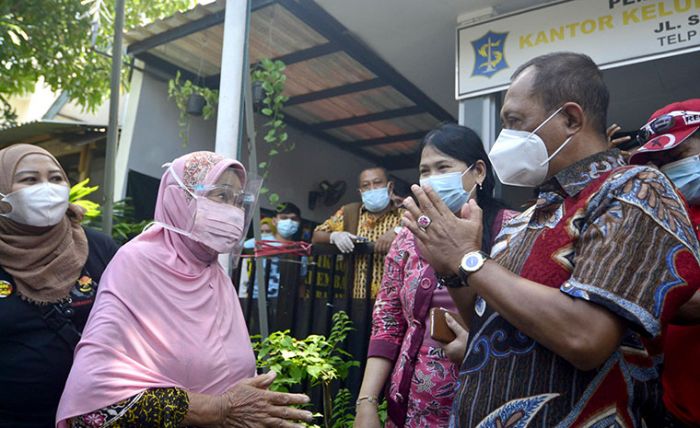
xmin=56 ymin=152 xmax=256 ymax=426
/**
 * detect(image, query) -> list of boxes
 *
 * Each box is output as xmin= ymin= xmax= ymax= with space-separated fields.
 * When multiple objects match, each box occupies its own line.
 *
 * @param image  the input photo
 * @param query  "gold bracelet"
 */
xmin=356 ymin=395 xmax=379 ymax=407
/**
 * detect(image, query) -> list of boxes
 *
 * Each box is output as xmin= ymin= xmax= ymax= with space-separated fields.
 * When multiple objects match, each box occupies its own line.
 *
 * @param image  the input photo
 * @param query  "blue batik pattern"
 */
xmin=474 ymin=393 xmax=560 ymax=428
xmin=561 ymin=278 xmax=660 ymax=337
xmin=589 ymin=165 xmax=699 ymax=260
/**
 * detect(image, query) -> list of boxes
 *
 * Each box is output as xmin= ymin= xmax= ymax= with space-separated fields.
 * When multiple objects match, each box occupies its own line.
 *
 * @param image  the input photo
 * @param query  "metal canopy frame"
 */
xmin=277 ymin=0 xmax=452 ymax=123
xmin=311 ymin=106 xmax=424 ymax=130
xmin=126 ymin=0 xmax=455 ymax=170
xmin=285 ymin=78 xmax=384 ymax=106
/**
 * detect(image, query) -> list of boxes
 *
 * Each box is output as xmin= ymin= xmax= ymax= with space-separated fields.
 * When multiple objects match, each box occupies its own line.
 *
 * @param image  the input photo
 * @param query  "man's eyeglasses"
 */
xmin=638 ymin=110 xmax=700 ymax=144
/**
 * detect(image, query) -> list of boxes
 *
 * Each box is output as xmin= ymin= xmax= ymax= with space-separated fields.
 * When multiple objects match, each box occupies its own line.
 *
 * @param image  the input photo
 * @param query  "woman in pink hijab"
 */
xmin=57 ymin=152 xmax=312 ymax=427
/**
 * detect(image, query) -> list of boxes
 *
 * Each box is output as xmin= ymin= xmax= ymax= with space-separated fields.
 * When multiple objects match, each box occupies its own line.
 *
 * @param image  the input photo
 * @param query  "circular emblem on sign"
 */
xmin=0 ymin=280 xmax=13 ymax=298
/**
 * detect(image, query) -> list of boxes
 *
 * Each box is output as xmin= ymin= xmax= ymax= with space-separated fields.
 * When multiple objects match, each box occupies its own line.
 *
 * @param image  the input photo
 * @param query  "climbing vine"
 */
xmin=251 ymin=58 xmax=291 ymax=205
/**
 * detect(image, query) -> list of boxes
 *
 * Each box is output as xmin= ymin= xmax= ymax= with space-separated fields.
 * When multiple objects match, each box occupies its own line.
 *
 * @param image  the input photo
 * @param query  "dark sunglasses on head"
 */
xmin=638 ymin=110 xmax=700 ymax=144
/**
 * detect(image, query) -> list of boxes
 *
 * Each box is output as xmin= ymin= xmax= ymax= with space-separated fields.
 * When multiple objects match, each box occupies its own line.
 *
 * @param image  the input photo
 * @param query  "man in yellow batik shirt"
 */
xmin=312 ymin=167 xmax=403 ymax=299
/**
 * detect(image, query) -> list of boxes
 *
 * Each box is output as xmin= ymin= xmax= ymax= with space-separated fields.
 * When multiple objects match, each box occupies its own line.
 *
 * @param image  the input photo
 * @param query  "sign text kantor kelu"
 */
xmin=457 ymin=0 xmax=700 ymax=99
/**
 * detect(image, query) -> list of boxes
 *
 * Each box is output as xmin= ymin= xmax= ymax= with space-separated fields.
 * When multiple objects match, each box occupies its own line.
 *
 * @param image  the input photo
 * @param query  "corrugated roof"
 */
xmin=124 ymin=0 xmax=454 ymax=169
xmin=0 ymin=120 xmax=107 ymax=147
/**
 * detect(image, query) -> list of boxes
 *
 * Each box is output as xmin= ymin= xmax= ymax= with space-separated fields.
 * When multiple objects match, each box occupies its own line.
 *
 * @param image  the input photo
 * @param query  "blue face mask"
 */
xmin=276 ymin=219 xmax=300 ymax=238
xmin=420 ymin=167 xmax=474 ymax=213
xmin=661 ymin=154 xmax=700 ymax=205
xmin=361 ymin=187 xmax=391 ymax=213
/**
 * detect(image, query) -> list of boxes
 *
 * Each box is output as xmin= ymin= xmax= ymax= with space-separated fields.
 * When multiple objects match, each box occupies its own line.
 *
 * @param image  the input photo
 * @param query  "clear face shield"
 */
xmin=200 ymin=174 xmax=262 ymax=267
xmin=158 ymin=164 xmax=262 ymax=266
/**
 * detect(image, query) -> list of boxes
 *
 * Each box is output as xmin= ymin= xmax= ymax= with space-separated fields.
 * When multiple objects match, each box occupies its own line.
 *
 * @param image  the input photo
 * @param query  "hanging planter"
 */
xmin=186 ymin=93 xmax=206 ymax=116
xmin=168 ymin=71 xmax=219 ymax=145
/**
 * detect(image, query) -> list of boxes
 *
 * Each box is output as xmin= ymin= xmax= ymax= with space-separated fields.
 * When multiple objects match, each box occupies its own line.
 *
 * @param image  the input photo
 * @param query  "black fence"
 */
xmin=235 ymin=243 xmax=379 ymax=399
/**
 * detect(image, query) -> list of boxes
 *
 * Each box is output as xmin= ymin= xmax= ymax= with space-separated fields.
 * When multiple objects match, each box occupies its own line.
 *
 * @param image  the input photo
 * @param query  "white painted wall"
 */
xmin=125 ymin=72 xmax=393 ymax=223
xmin=241 ymin=117 xmax=379 ymax=223
xmin=126 ymin=69 xmax=217 ymax=179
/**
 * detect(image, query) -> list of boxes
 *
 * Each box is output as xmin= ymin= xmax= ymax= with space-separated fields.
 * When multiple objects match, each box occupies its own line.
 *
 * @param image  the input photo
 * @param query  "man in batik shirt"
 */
xmin=313 ymin=167 xmax=402 ymax=299
xmin=402 ymin=52 xmax=700 ymax=427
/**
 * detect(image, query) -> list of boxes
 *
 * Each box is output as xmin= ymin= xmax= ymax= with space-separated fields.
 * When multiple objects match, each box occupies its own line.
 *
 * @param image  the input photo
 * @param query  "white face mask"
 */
xmin=489 ymin=106 xmax=574 ymax=187
xmin=0 ymin=182 xmax=70 ymax=227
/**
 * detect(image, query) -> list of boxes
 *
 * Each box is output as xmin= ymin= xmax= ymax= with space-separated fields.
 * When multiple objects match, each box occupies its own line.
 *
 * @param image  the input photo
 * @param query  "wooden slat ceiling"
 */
xmin=249 ymin=3 xmax=327 ymax=62
xmin=125 ymin=0 xmax=453 ymax=169
xmin=364 ymin=140 xmax=421 ymax=157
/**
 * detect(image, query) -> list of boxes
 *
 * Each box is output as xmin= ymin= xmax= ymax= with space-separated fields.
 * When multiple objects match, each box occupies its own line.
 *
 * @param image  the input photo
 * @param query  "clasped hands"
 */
xmin=402 ymin=184 xmax=483 ymax=277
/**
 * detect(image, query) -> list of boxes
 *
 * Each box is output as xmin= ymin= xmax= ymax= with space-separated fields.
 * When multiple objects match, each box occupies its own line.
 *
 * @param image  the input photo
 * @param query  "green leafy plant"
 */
xmin=252 ymin=311 xmax=359 ymax=428
xmin=69 ymin=179 xmax=101 ymax=219
xmin=0 ymin=0 xmax=195 ymax=128
xmin=377 ymin=399 xmax=388 ymax=426
xmin=102 ymin=200 xmax=151 ymax=244
xmin=68 ymin=178 xmax=150 ymax=244
xmin=251 ymin=58 xmax=291 ymax=205
xmin=330 ymin=388 xmax=354 ymax=428
xmin=168 ymin=71 xmax=219 ymax=146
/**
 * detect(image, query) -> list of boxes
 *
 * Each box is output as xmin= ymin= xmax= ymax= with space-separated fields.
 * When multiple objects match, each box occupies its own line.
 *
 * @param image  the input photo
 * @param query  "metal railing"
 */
xmin=235 ymin=242 xmax=379 ymax=397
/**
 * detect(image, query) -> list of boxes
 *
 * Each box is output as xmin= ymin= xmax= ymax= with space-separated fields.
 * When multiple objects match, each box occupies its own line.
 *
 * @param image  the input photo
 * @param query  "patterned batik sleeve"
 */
xmin=314 ymin=208 xmax=344 ymax=233
xmin=561 ymin=167 xmax=700 ymax=338
xmin=70 ymin=388 xmax=189 ymax=428
xmin=366 ymin=230 xmax=409 ymax=361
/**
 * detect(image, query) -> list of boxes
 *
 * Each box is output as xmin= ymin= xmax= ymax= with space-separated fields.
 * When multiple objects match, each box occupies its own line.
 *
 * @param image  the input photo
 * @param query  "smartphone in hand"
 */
xmin=430 ymin=307 xmax=467 ymax=343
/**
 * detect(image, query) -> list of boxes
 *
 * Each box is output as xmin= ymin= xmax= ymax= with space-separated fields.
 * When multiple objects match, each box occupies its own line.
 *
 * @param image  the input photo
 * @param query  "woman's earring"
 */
xmin=478 ymin=181 xmax=483 ymax=190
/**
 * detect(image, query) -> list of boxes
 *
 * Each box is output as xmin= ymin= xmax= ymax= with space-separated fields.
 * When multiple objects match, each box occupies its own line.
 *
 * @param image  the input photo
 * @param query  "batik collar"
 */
xmin=539 ymin=149 xmax=626 ymax=199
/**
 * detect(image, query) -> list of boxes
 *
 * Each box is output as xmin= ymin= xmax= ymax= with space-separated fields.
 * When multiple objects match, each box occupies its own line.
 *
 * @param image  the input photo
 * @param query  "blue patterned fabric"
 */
xmin=450 ymin=149 xmax=700 ymax=427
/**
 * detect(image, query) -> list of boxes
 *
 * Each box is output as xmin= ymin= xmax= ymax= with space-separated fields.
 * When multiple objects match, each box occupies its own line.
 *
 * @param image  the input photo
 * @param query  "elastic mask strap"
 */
xmin=530 ymin=106 xmax=564 ymax=136
xmin=461 ymin=164 xmax=474 ymax=177
xmin=143 ymin=218 xmax=192 ymax=238
xmin=166 ymin=165 xmax=196 ymax=199
xmin=156 ymin=163 xmax=197 ymax=237
xmin=142 ymin=221 xmax=157 ymax=232
xmin=540 ymin=135 xmax=574 ymax=166
xmin=153 ymin=221 xmax=192 ymax=237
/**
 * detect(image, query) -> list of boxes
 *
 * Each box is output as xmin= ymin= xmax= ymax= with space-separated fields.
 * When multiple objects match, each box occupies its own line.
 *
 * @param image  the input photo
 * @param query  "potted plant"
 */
xmin=186 ymin=92 xmax=206 ymax=116
xmin=168 ymin=71 xmax=219 ymax=145
xmin=252 ymin=311 xmax=372 ymax=428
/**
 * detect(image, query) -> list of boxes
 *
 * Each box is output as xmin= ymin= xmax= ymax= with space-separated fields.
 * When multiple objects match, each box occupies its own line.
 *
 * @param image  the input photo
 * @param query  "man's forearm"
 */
xmin=465 ymin=261 xmax=625 ymax=370
xmin=445 ymin=287 xmax=477 ymax=331
xmin=312 ymin=230 xmax=331 ymax=244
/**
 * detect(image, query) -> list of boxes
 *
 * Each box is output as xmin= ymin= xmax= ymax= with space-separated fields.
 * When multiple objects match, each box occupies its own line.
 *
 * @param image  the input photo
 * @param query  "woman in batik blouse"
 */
xmin=355 ymin=123 xmax=518 ymax=428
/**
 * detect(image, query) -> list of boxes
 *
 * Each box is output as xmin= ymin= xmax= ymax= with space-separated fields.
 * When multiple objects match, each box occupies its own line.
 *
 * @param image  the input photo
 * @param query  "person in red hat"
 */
xmin=630 ymin=98 xmax=700 ymax=428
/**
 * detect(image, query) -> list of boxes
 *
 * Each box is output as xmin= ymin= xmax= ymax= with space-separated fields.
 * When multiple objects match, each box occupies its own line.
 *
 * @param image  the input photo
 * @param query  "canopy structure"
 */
xmin=125 ymin=0 xmax=455 ymax=170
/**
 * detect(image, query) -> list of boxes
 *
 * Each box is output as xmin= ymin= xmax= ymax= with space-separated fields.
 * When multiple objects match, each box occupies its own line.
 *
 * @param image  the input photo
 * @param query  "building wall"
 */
xmin=126 ymin=70 xmax=217 ymax=179
xmin=241 ymin=117 xmax=378 ymax=223
xmin=125 ymin=71 xmax=401 ymax=224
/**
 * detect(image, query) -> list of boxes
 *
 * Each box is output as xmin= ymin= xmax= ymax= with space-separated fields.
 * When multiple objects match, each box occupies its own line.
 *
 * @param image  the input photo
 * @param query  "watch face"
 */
xmin=464 ymin=255 xmax=481 ymax=270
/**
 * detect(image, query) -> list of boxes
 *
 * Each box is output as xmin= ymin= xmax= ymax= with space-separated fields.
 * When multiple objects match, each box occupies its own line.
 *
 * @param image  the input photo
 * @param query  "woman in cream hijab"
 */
xmin=0 ymin=144 xmax=118 ymax=427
